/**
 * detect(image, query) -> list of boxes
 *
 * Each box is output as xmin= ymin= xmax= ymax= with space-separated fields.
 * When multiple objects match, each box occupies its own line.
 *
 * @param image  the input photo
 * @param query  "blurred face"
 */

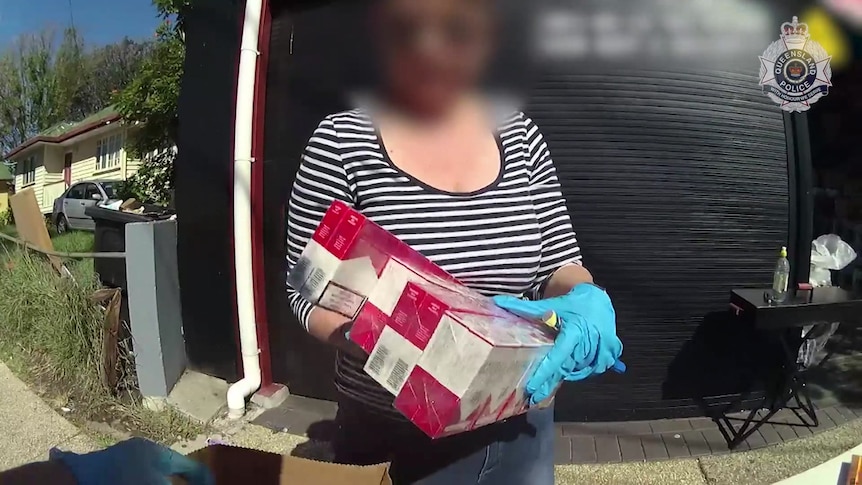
xmin=374 ymin=0 xmax=495 ymax=117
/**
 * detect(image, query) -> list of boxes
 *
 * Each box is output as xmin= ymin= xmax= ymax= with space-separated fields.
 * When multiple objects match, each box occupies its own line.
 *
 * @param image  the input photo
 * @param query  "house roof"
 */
xmin=0 ymin=163 xmax=12 ymax=181
xmin=3 ymin=106 xmax=122 ymax=160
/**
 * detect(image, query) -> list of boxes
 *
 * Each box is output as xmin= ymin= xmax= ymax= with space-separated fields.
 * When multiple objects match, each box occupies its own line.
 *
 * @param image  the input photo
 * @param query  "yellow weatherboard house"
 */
xmin=2 ymin=106 xmax=142 ymax=215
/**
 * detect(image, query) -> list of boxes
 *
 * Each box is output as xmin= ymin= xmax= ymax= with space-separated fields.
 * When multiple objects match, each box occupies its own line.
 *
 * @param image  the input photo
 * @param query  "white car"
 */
xmin=52 ymin=181 xmax=122 ymax=234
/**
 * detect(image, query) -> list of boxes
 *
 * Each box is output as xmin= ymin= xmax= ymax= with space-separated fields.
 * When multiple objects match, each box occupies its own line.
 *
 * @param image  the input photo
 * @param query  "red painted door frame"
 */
xmin=249 ymin=0 xmax=275 ymax=388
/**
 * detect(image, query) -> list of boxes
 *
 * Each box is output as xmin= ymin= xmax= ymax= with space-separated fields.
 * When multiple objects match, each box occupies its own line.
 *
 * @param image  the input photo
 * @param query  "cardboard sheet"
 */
xmin=172 ymin=444 xmax=392 ymax=485
xmin=8 ymin=189 xmax=63 ymax=273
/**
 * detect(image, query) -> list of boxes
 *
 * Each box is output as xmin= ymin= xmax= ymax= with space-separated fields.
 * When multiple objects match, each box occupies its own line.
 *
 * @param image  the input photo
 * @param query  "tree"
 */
xmin=154 ymin=0 xmax=191 ymax=35
xmin=0 ymin=30 xmax=63 ymax=155
xmin=112 ymin=0 xmax=189 ymax=205
xmin=0 ymin=28 xmax=152 ymax=158
xmin=114 ymin=0 xmax=188 ymax=156
xmin=112 ymin=28 xmax=183 ymax=156
xmin=53 ymin=28 xmax=87 ymax=122
xmin=72 ymin=38 xmax=152 ymax=121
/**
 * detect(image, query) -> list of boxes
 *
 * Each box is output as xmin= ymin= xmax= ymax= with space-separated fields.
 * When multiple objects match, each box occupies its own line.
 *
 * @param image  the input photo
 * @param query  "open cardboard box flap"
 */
xmin=173 ymin=444 xmax=392 ymax=485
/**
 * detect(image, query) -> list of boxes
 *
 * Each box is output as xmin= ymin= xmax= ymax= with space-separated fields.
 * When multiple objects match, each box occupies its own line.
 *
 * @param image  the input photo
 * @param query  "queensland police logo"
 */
xmin=759 ymin=17 xmax=832 ymax=112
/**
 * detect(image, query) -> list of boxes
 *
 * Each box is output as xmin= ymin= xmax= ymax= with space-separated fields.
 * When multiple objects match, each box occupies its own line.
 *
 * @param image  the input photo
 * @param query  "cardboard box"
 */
xmin=847 ymin=455 xmax=862 ymax=485
xmin=288 ymin=200 xmax=458 ymax=320
xmin=171 ymin=445 xmax=391 ymax=485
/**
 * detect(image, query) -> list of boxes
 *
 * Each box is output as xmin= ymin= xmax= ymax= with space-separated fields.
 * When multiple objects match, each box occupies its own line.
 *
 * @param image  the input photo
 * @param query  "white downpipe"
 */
xmin=226 ymin=0 xmax=263 ymax=420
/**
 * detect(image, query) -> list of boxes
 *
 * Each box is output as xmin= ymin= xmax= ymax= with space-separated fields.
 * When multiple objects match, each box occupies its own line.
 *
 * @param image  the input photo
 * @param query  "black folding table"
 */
xmin=722 ymin=286 xmax=862 ymax=449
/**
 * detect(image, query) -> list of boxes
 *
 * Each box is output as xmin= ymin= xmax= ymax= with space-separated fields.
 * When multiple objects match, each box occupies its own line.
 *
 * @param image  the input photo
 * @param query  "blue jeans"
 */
xmin=332 ymin=397 xmax=555 ymax=485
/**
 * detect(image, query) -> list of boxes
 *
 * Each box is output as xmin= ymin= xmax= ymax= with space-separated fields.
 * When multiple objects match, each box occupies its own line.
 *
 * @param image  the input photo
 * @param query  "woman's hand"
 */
xmin=493 ymin=283 xmax=623 ymax=406
xmin=50 ymin=437 xmax=214 ymax=485
xmin=308 ymin=307 xmax=366 ymax=359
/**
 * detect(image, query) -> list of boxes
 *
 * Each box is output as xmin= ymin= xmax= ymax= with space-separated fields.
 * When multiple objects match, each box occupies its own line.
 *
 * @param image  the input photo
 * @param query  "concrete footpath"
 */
xmin=0 ymin=363 xmax=99 ymax=470
xmin=202 ymin=419 xmax=862 ymax=485
xmin=2 ymin=361 xmax=860 ymax=484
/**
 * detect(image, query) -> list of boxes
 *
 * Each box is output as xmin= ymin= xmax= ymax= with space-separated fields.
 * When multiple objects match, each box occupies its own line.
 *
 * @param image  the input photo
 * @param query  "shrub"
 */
xmin=0 ymin=207 xmax=13 ymax=227
xmin=117 ymin=148 xmax=175 ymax=206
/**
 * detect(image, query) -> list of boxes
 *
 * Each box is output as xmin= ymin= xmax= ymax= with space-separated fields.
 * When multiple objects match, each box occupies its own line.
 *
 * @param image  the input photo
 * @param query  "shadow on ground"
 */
xmin=663 ymin=311 xmax=779 ymax=412
xmin=806 ymin=324 xmax=862 ymax=406
xmin=665 ymin=311 xmax=862 ymax=413
xmin=290 ymin=419 xmax=336 ymax=462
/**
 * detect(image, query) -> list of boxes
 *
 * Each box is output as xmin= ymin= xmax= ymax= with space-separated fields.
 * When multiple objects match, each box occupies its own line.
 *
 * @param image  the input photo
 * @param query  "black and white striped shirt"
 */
xmin=286 ymin=108 xmax=582 ymax=417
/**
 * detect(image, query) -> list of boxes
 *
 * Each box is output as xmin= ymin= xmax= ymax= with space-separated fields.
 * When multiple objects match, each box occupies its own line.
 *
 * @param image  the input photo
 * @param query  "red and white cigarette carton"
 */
xmin=287 ymin=200 xmax=458 ymax=320
xmin=348 ymin=252 xmax=486 ymax=354
xmin=361 ymin=278 xmax=554 ymax=438
xmin=349 ymin=258 xmax=431 ymax=354
xmin=289 ymin=201 xmax=555 ymax=438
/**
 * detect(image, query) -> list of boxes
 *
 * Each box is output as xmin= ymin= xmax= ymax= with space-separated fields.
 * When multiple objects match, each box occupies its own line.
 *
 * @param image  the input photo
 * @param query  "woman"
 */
xmin=286 ymin=0 xmax=622 ymax=483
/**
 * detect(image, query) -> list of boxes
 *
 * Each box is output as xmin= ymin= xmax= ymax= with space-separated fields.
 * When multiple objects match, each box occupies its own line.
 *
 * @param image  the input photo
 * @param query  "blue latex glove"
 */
xmin=493 ymin=283 xmax=623 ymax=406
xmin=50 ymin=437 xmax=214 ymax=485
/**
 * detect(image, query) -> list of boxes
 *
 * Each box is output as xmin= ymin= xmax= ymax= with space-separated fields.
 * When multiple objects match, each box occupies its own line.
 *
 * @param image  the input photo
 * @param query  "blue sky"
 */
xmin=0 ymin=0 xmax=160 ymax=47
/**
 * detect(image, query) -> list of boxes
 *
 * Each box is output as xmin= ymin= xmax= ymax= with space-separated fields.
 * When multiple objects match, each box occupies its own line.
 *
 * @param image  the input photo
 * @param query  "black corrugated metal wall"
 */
xmin=527 ymin=70 xmax=788 ymax=420
xmin=260 ymin=0 xmax=798 ymax=420
xmin=175 ymin=0 xmax=243 ymax=381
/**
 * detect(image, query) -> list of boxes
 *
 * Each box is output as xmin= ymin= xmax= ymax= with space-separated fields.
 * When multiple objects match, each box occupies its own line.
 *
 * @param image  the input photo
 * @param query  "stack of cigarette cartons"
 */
xmin=289 ymin=202 xmax=555 ymax=438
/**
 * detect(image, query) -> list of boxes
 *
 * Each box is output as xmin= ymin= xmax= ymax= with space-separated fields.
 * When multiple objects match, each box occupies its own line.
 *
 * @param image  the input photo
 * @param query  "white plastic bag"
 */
xmin=809 ymin=234 xmax=858 ymax=287
xmin=799 ymin=234 xmax=858 ymax=368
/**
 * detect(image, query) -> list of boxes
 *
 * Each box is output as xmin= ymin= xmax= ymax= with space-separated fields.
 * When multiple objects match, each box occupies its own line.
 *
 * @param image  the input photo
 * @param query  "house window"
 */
xmin=96 ymin=134 xmax=123 ymax=171
xmin=20 ymin=156 xmax=36 ymax=185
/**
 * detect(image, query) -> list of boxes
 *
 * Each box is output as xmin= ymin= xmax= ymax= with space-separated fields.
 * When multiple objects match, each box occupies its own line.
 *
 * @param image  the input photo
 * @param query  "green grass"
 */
xmin=52 ymin=230 xmax=96 ymax=253
xmin=0 ymin=224 xmax=17 ymax=253
xmin=0 ymin=252 xmax=101 ymax=378
xmin=0 ymin=228 xmax=204 ymax=445
xmin=0 ymin=225 xmax=96 ymax=279
xmin=52 ymin=231 xmax=96 ymax=277
xmin=1 ymin=225 xmax=95 ymax=251
xmin=88 ymin=430 xmax=121 ymax=449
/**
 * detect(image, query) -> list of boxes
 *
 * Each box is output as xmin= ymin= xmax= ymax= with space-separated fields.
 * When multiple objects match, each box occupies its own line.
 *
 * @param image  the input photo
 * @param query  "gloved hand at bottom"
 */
xmin=494 ymin=283 xmax=623 ymax=406
xmin=50 ymin=437 xmax=214 ymax=485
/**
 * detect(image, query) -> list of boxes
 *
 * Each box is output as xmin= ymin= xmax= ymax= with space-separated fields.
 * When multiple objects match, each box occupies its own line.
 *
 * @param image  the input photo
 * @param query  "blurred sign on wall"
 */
xmin=529 ymin=0 xmax=775 ymax=68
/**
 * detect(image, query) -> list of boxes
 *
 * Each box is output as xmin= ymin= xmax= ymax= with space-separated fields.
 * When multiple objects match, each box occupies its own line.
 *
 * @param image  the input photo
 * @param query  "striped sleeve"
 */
xmin=286 ymin=117 xmax=355 ymax=330
xmin=524 ymin=116 xmax=583 ymax=300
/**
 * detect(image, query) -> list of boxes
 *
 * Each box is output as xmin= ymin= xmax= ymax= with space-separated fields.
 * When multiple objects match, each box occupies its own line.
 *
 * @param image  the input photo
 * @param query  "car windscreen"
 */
xmin=101 ymin=183 xmax=116 ymax=198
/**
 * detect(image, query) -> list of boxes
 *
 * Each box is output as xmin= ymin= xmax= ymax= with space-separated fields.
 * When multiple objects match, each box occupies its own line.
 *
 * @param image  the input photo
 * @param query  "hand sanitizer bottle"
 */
xmin=772 ymin=246 xmax=791 ymax=302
